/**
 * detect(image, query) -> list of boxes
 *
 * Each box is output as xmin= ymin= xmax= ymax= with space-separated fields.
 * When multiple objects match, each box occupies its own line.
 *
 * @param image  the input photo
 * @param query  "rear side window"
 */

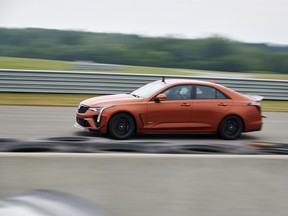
xmin=196 ymin=85 xmax=229 ymax=99
xmin=216 ymin=90 xmax=228 ymax=99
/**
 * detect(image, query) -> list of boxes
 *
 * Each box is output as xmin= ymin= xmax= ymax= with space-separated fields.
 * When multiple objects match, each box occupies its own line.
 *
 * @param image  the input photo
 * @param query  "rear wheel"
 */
xmin=218 ymin=115 xmax=243 ymax=140
xmin=108 ymin=113 xmax=135 ymax=139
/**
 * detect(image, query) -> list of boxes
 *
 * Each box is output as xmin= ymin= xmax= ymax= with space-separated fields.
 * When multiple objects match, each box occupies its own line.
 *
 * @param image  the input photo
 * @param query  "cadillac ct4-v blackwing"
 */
xmin=75 ymin=79 xmax=263 ymax=139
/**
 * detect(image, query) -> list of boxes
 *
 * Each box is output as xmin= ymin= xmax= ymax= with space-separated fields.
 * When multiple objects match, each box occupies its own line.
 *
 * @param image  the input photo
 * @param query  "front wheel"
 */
xmin=218 ymin=115 xmax=243 ymax=140
xmin=108 ymin=113 xmax=135 ymax=139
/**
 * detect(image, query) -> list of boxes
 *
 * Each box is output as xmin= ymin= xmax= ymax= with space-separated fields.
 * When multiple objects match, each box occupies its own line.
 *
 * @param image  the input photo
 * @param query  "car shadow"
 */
xmin=74 ymin=131 xmax=259 ymax=143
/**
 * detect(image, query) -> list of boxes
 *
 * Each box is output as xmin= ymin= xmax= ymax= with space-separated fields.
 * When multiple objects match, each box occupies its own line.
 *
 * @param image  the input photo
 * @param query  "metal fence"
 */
xmin=0 ymin=69 xmax=287 ymax=100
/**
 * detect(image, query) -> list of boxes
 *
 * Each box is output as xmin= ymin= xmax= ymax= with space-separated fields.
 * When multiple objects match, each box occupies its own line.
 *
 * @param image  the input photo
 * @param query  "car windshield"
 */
xmin=131 ymin=81 xmax=166 ymax=98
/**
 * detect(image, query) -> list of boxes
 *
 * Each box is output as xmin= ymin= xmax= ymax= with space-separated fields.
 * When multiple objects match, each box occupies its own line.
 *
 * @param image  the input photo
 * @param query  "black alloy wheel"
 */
xmin=108 ymin=113 xmax=135 ymax=139
xmin=218 ymin=115 xmax=243 ymax=140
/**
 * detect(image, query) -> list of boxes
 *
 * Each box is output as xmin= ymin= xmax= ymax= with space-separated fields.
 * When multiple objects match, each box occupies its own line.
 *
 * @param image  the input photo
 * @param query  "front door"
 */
xmin=146 ymin=85 xmax=193 ymax=130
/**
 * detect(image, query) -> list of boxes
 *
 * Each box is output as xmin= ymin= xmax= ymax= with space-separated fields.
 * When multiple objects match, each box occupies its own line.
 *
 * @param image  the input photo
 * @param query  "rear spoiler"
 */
xmin=245 ymin=95 xmax=264 ymax=101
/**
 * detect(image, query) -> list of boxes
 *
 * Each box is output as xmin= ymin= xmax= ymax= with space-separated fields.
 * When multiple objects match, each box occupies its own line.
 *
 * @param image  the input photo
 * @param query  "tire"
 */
xmin=108 ymin=113 xmax=135 ymax=139
xmin=218 ymin=115 xmax=243 ymax=140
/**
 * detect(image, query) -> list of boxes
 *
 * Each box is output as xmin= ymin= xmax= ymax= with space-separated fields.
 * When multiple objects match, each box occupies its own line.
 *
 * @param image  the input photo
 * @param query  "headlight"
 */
xmin=89 ymin=105 xmax=115 ymax=127
xmin=89 ymin=107 xmax=104 ymax=112
xmin=89 ymin=105 xmax=115 ymax=112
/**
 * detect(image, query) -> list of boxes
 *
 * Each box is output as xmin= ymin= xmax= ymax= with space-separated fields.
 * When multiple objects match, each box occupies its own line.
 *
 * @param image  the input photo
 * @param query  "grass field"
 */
xmin=0 ymin=93 xmax=287 ymax=112
xmin=0 ymin=57 xmax=70 ymax=70
xmin=0 ymin=93 xmax=95 ymax=107
xmin=1 ymin=56 xmax=288 ymax=79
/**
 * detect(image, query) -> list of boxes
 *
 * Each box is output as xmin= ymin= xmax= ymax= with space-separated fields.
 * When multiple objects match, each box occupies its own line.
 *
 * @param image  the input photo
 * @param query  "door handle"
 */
xmin=218 ymin=103 xmax=228 ymax=106
xmin=181 ymin=103 xmax=191 ymax=107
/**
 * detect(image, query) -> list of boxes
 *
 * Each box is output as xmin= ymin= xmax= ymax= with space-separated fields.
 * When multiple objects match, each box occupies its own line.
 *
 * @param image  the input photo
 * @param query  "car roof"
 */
xmin=162 ymin=79 xmax=217 ymax=86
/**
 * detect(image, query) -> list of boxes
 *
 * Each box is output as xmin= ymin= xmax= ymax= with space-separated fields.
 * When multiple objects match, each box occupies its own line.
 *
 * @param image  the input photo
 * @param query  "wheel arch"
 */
xmin=107 ymin=111 xmax=138 ymax=134
xmin=217 ymin=114 xmax=245 ymax=132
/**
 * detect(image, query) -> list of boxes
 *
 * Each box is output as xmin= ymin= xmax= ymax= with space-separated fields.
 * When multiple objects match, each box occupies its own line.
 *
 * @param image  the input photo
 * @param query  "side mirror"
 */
xmin=155 ymin=94 xmax=167 ymax=102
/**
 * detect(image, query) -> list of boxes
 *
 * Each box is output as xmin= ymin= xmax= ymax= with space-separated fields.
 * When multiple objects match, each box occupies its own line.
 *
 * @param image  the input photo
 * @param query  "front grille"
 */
xmin=78 ymin=105 xmax=89 ymax=113
xmin=76 ymin=117 xmax=90 ymax=127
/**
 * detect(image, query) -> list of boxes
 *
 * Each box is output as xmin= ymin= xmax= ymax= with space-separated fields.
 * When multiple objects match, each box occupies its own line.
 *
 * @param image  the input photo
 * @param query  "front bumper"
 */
xmin=75 ymin=110 xmax=109 ymax=133
xmin=74 ymin=122 xmax=88 ymax=130
xmin=75 ymin=114 xmax=103 ymax=130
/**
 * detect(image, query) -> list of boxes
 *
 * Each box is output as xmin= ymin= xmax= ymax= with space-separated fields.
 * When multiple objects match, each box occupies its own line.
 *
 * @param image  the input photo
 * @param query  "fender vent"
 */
xmin=76 ymin=117 xmax=90 ymax=127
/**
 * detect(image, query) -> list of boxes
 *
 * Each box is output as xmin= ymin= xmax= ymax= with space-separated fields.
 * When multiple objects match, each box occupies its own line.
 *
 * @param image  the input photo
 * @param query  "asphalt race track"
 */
xmin=0 ymin=105 xmax=287 ymax=145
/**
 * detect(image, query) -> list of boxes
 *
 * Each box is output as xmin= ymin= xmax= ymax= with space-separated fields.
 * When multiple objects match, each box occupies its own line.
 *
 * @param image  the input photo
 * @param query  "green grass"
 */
xmin=0 ymin=56 xmax=198 ymax=75
xmin=261 ymin=101 xmax=288 ymax=112
xmin=115 ymin=65 xmax=199 ymax=75
xmin=0 ymin=57 xmax=70 ymax=70
xmin=0 ymin=93 xmax=287 ymax=112
xmin=0 ymin=93 xmax=95 ymax=107
xmin=1 ymin=56 xmax=288 ymax=79
xmin=253 ymin=73 xmax=288 ymax=80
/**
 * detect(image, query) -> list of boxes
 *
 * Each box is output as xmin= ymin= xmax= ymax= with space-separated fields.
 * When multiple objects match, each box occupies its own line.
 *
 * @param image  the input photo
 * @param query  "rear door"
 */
xmin=191 ymin=85 xmax=233 ymax=131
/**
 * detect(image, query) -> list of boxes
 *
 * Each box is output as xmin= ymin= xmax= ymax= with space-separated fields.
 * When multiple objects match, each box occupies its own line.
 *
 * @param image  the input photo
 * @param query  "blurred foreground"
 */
xmin=1 ymin=153 xmax=288 ymax=216
xmin=0 ymin=190 xmax=111 ymax=216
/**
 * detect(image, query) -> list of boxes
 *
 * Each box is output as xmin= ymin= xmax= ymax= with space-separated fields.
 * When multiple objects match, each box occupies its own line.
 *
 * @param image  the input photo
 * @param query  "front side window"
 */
xmin=196 ymin=85 xmax=228 ymax=99
xmin=162 ymin=85 xmax=192 ymax=100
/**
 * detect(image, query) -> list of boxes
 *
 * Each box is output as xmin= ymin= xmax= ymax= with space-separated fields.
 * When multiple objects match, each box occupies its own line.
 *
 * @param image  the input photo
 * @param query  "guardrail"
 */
xmin=0 ymin=69 xmax=287 ymax=100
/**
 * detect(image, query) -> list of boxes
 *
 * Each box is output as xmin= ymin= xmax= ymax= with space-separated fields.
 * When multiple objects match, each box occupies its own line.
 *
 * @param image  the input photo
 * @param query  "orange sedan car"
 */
xmin=75 ymin=79 xmax=263 ymax=139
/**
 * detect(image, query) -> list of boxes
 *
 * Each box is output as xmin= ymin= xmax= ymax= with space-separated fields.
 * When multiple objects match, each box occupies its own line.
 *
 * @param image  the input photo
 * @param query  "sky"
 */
xmin=0 ymin=0 xmax=287 ymax=44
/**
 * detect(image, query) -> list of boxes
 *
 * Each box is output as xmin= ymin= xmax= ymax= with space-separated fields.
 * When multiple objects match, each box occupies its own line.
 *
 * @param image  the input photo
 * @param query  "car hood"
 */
xmin=81 ymin=94 xmax=143 ymax=107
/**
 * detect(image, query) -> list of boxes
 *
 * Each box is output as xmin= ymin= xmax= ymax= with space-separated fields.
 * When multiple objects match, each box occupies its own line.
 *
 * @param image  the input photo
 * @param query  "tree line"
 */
xmin=0 ymin=28 xmax=287 ymax=74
